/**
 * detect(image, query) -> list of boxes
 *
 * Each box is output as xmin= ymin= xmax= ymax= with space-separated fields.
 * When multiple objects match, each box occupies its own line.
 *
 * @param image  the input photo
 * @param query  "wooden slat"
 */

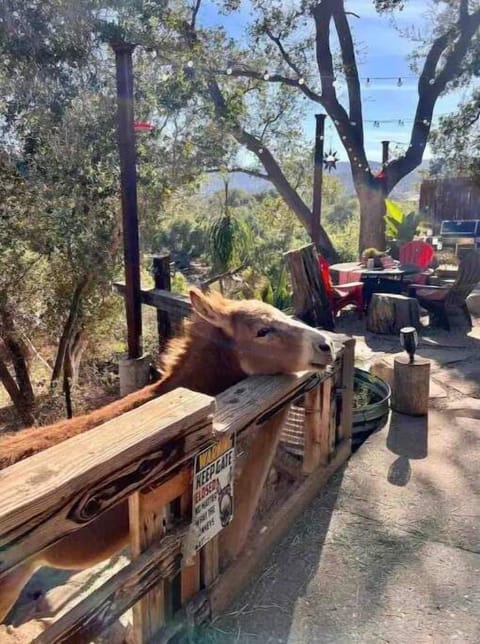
xmin=211 ymin=439 xmax=351 ymax=615
xmin=302 ymin=384 xmax=323 ymax=474
xmin=0 ymin=389 xmax=214 ymax=577
xmin=200 ymin=537 xmax=219 ymax=588
xmin=180 ymin=489 xmax=201 ymax=605
xmin=33 ymin=524 xmax=188 ymax=644
xmin=114 ymin=283 xmax=191 ymax=318
xmin=219 ymin=409 xmax=290 ymax=565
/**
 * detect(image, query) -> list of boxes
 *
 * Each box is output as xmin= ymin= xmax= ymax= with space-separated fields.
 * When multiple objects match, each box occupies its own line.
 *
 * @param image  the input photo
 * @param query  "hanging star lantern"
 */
xmin=323 ymin=149 xmax=339 ymax=172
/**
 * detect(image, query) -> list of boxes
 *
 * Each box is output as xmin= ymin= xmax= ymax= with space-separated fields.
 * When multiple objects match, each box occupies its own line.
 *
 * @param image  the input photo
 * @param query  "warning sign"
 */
xmin=192 ymin=434 xmax=235 ymax=550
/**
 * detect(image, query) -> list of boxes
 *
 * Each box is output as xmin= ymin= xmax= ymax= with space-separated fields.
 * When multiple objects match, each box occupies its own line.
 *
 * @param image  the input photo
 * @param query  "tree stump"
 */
xmin=367 ymin=293 xmax=420 ymax=335
xmin=392 ymin=356 xmax=430 ymax=416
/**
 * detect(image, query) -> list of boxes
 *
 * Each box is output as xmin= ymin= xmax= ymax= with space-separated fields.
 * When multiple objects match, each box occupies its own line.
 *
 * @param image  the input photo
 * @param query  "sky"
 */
xmin=196 ymin=0 xmax=472 ymax=163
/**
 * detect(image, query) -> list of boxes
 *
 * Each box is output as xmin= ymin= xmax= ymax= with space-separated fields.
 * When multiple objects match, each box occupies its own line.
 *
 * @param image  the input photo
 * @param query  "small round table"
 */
xmin=330 ymin=262 xmax=421 ymax=308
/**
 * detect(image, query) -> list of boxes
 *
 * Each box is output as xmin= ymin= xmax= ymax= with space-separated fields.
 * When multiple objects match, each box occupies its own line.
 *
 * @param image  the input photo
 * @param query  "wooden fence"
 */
xmin=419 ymin=177 xmax=480 ymax=225
xmin=0 ymin=361 xmax=353 ymax=642
xmin=0 ymin=263 xmax=355 ymax=642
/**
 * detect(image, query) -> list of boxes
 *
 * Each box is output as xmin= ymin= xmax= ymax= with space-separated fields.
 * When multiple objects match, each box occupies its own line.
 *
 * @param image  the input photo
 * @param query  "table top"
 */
xmin=330 ymin=261 xmax=419 ymax=277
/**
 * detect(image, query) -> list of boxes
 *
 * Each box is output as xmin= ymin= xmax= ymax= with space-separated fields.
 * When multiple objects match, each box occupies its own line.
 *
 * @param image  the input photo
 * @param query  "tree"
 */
xmin=138 ymin=0 xmax=480 ymax=256
xmin=429 ymin=88 xmax=480 ymax=178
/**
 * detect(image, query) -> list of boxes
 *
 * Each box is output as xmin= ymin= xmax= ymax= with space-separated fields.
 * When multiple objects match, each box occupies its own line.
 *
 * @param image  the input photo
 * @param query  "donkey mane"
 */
xmin=0 ymin=312 xmax=245 ymax=470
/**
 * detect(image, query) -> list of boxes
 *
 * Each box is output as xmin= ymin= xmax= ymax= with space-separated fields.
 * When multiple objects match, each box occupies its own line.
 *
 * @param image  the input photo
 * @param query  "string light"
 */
xmin=429 ymin=78 xmax=435 ymax=85
xmin=258 ymin=148 xmax=264 ymax=154
xmin=263 ymin=71 xmax=270 ymax=80
xmin=226 ymin=67 xmax=233 ymax=75
xmin=186 ymin=60 xmax=194 ymax=68
xmin=298 ymin=77 xmax=305 ymax=85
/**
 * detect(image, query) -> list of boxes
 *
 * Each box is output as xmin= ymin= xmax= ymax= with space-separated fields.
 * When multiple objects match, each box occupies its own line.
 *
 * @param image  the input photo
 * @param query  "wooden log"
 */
xmin=210 ymin=439 xmax=351 ymax=615
xmin=367 ymin=293 xmax=420 ymax=335
xmin=152 ymin=255 xmax=173 ymax=351
xmin=33 ymin=524 xmax=187 ymax=644
xmin=392 ymin=356 xmax=430 ymax=416
xmin=219 ymin=408 xmax=290 ymax=565
xmin=284 ymin=244 xmax=335 ymax=331
xmin=0 ymin=389 xmax=214 ymax=578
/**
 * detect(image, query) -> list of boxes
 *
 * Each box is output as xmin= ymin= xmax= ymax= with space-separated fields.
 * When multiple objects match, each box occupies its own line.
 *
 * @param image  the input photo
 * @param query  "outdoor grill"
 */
xmin=439 ymin=220 xmax=480 ymax=254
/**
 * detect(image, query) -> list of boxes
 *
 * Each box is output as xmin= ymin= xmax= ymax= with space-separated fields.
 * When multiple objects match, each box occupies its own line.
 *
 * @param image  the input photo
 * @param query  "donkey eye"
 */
xmin=256 ymin=327 xmax=274 ymax=338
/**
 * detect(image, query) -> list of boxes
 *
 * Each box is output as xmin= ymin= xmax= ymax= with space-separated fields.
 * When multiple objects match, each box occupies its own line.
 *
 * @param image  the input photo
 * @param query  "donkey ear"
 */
xmin=189 ymin=289 xmax=226 ymax=328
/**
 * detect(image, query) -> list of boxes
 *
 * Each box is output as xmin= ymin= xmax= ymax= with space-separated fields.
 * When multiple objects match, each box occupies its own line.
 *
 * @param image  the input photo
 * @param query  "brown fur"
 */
xmin=0 ymin=289 xmax=338 ymax=623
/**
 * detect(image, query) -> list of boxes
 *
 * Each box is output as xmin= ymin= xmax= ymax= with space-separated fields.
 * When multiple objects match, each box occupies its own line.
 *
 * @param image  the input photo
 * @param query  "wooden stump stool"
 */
xmin=367 ymin=293 xmax=420 ymax=335
xmin=392 ymin=356 xmax=430 ymax=416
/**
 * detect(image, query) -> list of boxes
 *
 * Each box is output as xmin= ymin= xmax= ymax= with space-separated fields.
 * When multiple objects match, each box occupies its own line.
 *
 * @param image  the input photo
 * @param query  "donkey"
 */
xmin=0 ymin=288 xmax=340 ymax=623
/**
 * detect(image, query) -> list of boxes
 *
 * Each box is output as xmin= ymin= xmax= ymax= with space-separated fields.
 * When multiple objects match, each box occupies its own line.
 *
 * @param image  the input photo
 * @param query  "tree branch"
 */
xmin=387 ymin=6 xmax=480 ymax=189
xmin=264 ymin=28 xmax=302 ymax=77
xmin=205 ymin=76 xmax=337 ymax=259
xmin=205 ymin=167 xmax=270 ymax=180
xmin=191 ymin=0 xmax=202 ymax=31
xmin=220 ymin=66 xmax=324 ymax=104
xmin=332 ymin=1 xmax=364 ymax=147
xmin=311 ymin=0 xmax=367 ymax=172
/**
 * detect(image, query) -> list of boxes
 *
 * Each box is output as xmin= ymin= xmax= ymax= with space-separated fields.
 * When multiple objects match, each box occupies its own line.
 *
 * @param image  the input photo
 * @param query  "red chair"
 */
xmin=399 ymin=241 xmax=435 ymax=284
xmin=318 ymin=255 xmax=364 ymax=317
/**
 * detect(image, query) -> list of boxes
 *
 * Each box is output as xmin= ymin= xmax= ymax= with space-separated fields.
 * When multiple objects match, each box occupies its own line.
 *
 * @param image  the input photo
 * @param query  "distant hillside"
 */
xmin=203 ymin=162 xmax=427 ymax=202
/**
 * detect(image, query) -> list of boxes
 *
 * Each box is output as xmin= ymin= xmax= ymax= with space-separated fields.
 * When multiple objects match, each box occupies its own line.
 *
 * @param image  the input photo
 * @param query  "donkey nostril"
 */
xmin=318 ymin=342 xmax=331 ymax=353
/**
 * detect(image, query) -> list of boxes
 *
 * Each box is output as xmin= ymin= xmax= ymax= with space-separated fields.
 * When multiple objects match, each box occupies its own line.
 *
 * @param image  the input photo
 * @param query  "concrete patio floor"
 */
xmin=199 ymin=321 xmax=480 ymax=643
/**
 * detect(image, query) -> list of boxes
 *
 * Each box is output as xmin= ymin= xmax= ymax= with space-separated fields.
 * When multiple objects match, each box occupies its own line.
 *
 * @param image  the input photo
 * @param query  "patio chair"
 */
xmin=317 ymin=254 xmax=364 ymax=318
xmin=408 ymin=250 xmax=480 ymax=331
xmin=399 ymin=240 xmax=435 ymax=285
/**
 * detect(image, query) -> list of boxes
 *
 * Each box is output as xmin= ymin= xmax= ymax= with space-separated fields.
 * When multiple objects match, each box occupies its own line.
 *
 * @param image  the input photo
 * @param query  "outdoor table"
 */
xmin=330 ymin=262 xmax=420 ymax=308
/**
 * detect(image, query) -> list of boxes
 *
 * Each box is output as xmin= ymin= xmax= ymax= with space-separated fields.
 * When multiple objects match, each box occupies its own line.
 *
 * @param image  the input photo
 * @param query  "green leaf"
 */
xmin=385 ymin=199 xmax=404 ymax=224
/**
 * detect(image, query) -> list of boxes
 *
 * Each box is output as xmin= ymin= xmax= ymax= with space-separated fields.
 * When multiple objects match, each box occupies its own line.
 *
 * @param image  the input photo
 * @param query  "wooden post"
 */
xmin=129 ymin=469 xmax=191 ymax=642
xmin=312 ymin=114 xmax=326 ymax=247
xmin=219 ymin=408 xmax=290 ymax=565
xmin=382 ymin=140 xmax=390 ymax=168
xmin=302 ymin=379 xmax=335 ymax=473
xmin=180 ymin=489 xmax=201 ymax=605
xmin=392 ymin=356 xmax=430 ymax=416
xmin=152 ymin=254 xmax=172 ymax=352
xmin=338 ymin=338 xmax=355 ymax=442
xmin=112 ymin=41 xmax=142 ymax=360
xmin=285 ymin=244 xmax=335 ymax=331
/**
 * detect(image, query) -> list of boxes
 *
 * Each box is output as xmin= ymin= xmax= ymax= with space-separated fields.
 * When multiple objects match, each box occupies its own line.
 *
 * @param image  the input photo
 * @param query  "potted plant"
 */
xmin=384 ymin=199 xmax=421 ymax=258
xmin=361 ymin=247 xmax=385 ymax=268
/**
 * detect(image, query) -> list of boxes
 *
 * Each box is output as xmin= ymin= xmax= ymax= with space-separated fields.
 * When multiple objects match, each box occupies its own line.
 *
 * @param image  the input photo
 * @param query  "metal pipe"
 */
xmin=312 ymin=114 xmax=326 ymax=248
xmin=112 ymin=41 xmax=142 ymax=359
xmin=382 ymin=140 xmax=390 ymax=168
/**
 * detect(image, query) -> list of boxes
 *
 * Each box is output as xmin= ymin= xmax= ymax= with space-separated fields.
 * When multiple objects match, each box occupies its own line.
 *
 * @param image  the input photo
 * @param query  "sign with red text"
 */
xmin=192 ymin=435 xmax=235 ymax=550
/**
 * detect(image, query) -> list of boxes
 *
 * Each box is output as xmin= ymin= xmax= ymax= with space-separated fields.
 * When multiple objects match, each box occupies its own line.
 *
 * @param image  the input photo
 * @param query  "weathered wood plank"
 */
xmin=211 ymin=439 xmax=351 ymax=615
xmin=114 ymin=283 xmax=191 ymax=318
xmin=302 ymin=384 xmax=323 ymax=474
xmin=33 ymin=524 xmax=188 ymax=644
xmin=337 ymin=338 xmax=355 ymax=442
xmin=0 ymin=389 xmax=214 ymax=577
xmin=219 ymin=409 xmax=290 ymax=565
xmin=200 ymin=537 xmax=219 ymax=588
xmin=180 ymin=489 xmax=201 ymax=605
xmin=213 ymin=370 xmax=329 ymax=437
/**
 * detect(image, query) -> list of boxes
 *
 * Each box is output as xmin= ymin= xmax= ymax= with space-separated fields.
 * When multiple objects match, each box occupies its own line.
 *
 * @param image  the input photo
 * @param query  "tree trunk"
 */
xmin=0 ymin=308 xmax=35 ymax=407
xmin=357 ymin=183 xmax=387 ymax=253
xmin=0 ymin=358 xmax=36 ymax=426
xmin=51 ymin=278 xmax=88 ymax=385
